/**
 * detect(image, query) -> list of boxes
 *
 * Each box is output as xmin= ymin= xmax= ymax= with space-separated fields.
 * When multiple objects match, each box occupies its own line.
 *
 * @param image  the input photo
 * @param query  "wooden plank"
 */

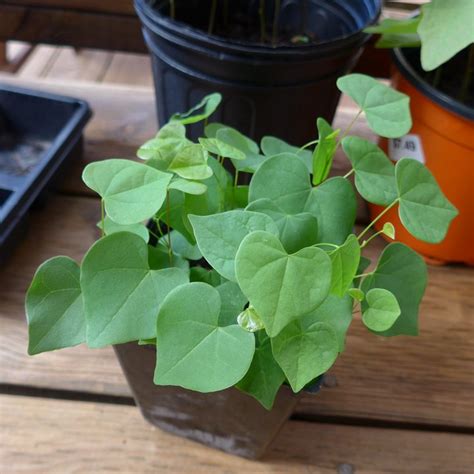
xmin=44 ymin=47 xmax=113 ymax=82
xmin=102 ymin=52 xmax=153 ymax=87
xmin=1 ymin=194 xmax=473 ymax=428
xmin=4 ymin=0 xmax=135 ymax=15
xmin=16 ymin=45 xmax=60 ymax=78
xmin=0 ymin=5 xmax=145 ymax=53
xmin=1 ymin=395 xmax=472 ymax=473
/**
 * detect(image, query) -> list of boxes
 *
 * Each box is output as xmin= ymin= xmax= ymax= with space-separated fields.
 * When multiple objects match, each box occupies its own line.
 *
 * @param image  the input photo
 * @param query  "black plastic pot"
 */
xmin=135 ymin=0 xmax=381 ymax=144
xmin=0 ymin=84 xmax=91 ymax=264
xmin=114 ymin=342 xmax=300 ymax=459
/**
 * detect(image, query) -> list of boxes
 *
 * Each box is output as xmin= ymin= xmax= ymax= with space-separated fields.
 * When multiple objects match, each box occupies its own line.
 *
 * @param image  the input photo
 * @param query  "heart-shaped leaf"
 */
xmin=246 ymin=199 xmax=318 ymax=254
xmin=168 ymin=144 xmax=213 ymax=180
xmin=261 ymin=136 xmax=312 ymax=172
xmin=189 ymin=210 xmax=279 ymax=281
xmin=362 ymin=288 xmax=401 ymax=332
xmin=216 ymin=281 xmax=248 ymax=326
xmin=237 ymin=335 xmax=285 ymax=409
xmin=305 ymin=177 xmax=357 ymax=245
xmin=342 ymin=136 xmax=397 ymax=206
xmin=419 ymin=0 xmax=474 ymax=71
xmin=361 ymin=242 xmax=427 ymax=336
xmin=82 ymin=159 xmax=172 ymax=225
xmin=198 ymin=137 xmax=246 ymax=161
xmin=396 ymin=159 xmax=458 ymax=243
xmin=154 ymin=282 xmax=255 ymax=392
xmin=366 ymin=17 xmax=421 ymax=48
xmin=158 ymin=230 xmax=202 ymax=260
xmin=170 ymin=93 xmax=222 ymax=125
xmin=235 ymin=231 xmax=332 ymax=337
xmin=249 ymin=154 xmax=311 ymax=214
xmin=98 ymin=216 xmax=149 ymax=243
xmin=138 ymin=136 xmax=191 ymax=167
xmin=312 ymin=118 xmax=339 ymax=185
xmin=328 ymin=234 xmax=361 ymax=297
xmin=168 ymin=178 xmax=207 ymax=195
xmin=26 ymin=257 xmax=85 ymax=355
xmin=189 ymin=266 xmax=223 ymax=286
xmin=81 ymin=232 xmax=189 ymax=348
xmin=271 ymin=321 xmax=338 ymax=392
xmin=157 ymin=122 xmax=186 ymax=139
xmin=337 ymin=74 xmax=412 ymax=138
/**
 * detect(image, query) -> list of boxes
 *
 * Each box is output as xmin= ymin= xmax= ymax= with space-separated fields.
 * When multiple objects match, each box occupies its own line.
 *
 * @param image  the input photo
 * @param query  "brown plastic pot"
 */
xmin=114 ymin=342 xmax=300 ymax=459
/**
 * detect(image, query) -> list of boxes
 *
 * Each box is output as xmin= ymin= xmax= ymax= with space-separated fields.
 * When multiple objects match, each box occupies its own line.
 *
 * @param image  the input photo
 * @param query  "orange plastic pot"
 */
xmin=369 ymin=48 xmax=474 ymax=265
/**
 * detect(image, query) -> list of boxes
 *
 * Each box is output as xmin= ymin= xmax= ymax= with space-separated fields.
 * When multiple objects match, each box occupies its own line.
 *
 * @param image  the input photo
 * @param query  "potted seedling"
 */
xmin=134 ymin=0 xmax=381 ymax=144
xmin=365 ymin=0 xmax=473 ymax=265
xmin=26 ymin=74 xmax=457 ymax=459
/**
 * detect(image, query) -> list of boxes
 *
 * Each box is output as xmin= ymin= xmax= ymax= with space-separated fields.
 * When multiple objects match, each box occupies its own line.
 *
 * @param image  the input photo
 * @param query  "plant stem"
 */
xmin=208 ymin=0 xmax=217 ymax=35
xmin=272 ymin=0 xmax=281 ymax=46
xmin=169 ymin=0 xmax=175 ymax=19
xmin=234 ymin=169 xmax=240 ymax=187
xmin=166 ymin=191 xmax=173 ymax=265
xmin=354 ymin=271 xmax=373 ymax=279
xmin=298 ymin=139 xmax=319 ymax=153
xmin=100 ymin=199 xmax=105 ymax=237
xmin=343 ymin=168 xmax=355 ymax=179
xmin=259 ymin=0 xmax=266 ymax=43
xmin=338 ymin=109 xmax=362 ymax=144
xmin=357 ymin=199 xmax=399 ymax=241
xmin=459 ymin=44 xmax=474 ymax=103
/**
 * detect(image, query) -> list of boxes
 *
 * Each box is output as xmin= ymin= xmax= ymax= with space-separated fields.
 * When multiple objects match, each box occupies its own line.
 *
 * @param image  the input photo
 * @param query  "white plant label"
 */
xmin=388 ymin=134 xmax=425 ymax=164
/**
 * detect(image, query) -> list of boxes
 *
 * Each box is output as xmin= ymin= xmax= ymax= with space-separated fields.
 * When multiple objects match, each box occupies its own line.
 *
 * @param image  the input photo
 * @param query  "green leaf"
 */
xmin=98 ymin=216 xmax=149 ymax=243
xmin=81 ymin=232 xmax=189 ymax=347
xmin=157 ymin=122 xmax=186 ymax=139
xmin=305 ymin=177 xmax=357 ymax=245
xmin=168 ymin=178 xmax=207 ymax=195
xmin=198 ymin=137 xmax=246 ymax=161
xmin=231 ymin=185 xmax=249 ymax=209
xmin=342 ymin=136 xmax=397 ymax=206
xmin=312 ymin=118 xmax=339 ymax=185
xmin=216 ymin=281 xmax=248 ymax=326
xmin=361 ymin=242 xmax=427 ymax=336
xmin=82 ymin=159 xmax=172 ymax=225
xmin=396 ymin=159 xmax=458 ymax=243
xmin=348 ymin=288 xmax=365 ymax=302
xmin=189 ymin=266 xmax=222 ymax=287
xmin=249 ymin=154 xmax=311 ymax=214
xmin=237 ymin=306 xmax=265 ymax=333
xmin=365 ymin=17 xmax=421 ymax=48
xmin=170 ymin=93 xmax=222 ymax=125
xmin=26 ymin=257 xmax=85 ymax=355
xmin=147 ymin=244 xmax=189 ymax=271
xmin=376 ymin=33 xmax=421 ymax=49
xmin=271 ymin=321 xmax=338 ymax=392
xmin=419 ymin=0 xmax=474 ymax=71
xmin=216 ymin=127 xmax=266 ymax=173
xmin=237 ymin=335 xmax=285 ymax=409
xmin=261 ymin=136 xmax=313 ymax=172
xmin=154 ymin=282 xmax=255 ymax=392
xmin=246 ymin=199 xmax=318 ymax=254
xmin=336 ymin=74 xmax=412 ymax=138
xmin=189 ymin=210 xmax=279 ymax=281
xmin=382 ymin=222 xmax=395 ymax=240
xmin=168 ymin=144 xmax=213 ymax=180
xmin=362 ymin=288 xmax=401 ymax=332
xmin=328 ymin=234 xmax=361 ymax=297
xmin=235 ymin=231 xmax=332 ymax=337
xmin=137 ymin=136 xmax=190 ymax=167
xmin=158 ymin=230 xmax=202 ymax=260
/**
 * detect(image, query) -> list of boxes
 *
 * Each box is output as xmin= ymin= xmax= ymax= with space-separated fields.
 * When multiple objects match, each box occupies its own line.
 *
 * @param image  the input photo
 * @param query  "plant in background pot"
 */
xmin=134 ymin=0 xmax=382 ymax=144
xmin=365 ymin=0 xmax=474 ymax=264
xmin=25 ymin=74 xmax=457 ymax=459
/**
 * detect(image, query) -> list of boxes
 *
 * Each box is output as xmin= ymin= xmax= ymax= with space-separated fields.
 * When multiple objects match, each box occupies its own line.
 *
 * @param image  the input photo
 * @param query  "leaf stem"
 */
xmin=100 ymin=199 xmax=105 ymax=237
xmin=272 ymin=0 xmax=281 ymax=46
xmin=166 ymin=191 xmax=173 ymax=265
xmin=354 ymin=271 xmax=373 ymax=279
xmin=208 ymin=0 xmax=217 ymax=35
xmin=338 ymin=109 xmax=362 ymax=144
xmin=169 ymin=0 xmax=175 ymax=19
xmin=357 ymin=199 xmax=399 ymax=241
xmin=234 ymin=169 xmax=240 ymax=187
xmin=298 ymin=139 xmax=319 ymax=153
xmin=343 ymin=168 xmax=355 ymax=179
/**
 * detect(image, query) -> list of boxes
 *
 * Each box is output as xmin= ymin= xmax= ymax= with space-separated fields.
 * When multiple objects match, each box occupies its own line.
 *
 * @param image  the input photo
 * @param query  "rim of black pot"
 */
xmin=392 ymin=47 xmax=474 ymax=121
xmin=135 ymin=0 xmax=382 ymax=59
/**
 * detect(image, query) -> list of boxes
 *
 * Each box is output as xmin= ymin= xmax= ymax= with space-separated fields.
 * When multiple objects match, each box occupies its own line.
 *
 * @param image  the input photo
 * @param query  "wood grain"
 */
xmin=1 ymin=194 xmax=473 ymax=428
xmin=1 ymin=395 xmax=472 ymax=473
xmin=4 ymin=0 xmax=135 ymax=15
xmin=101 ymin=52 xmax=153 ymax=87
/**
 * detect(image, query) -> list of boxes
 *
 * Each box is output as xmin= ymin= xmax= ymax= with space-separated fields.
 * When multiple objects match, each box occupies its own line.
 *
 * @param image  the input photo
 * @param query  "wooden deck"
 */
xmin=1 ymin=43 xmax=473 ymax=473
